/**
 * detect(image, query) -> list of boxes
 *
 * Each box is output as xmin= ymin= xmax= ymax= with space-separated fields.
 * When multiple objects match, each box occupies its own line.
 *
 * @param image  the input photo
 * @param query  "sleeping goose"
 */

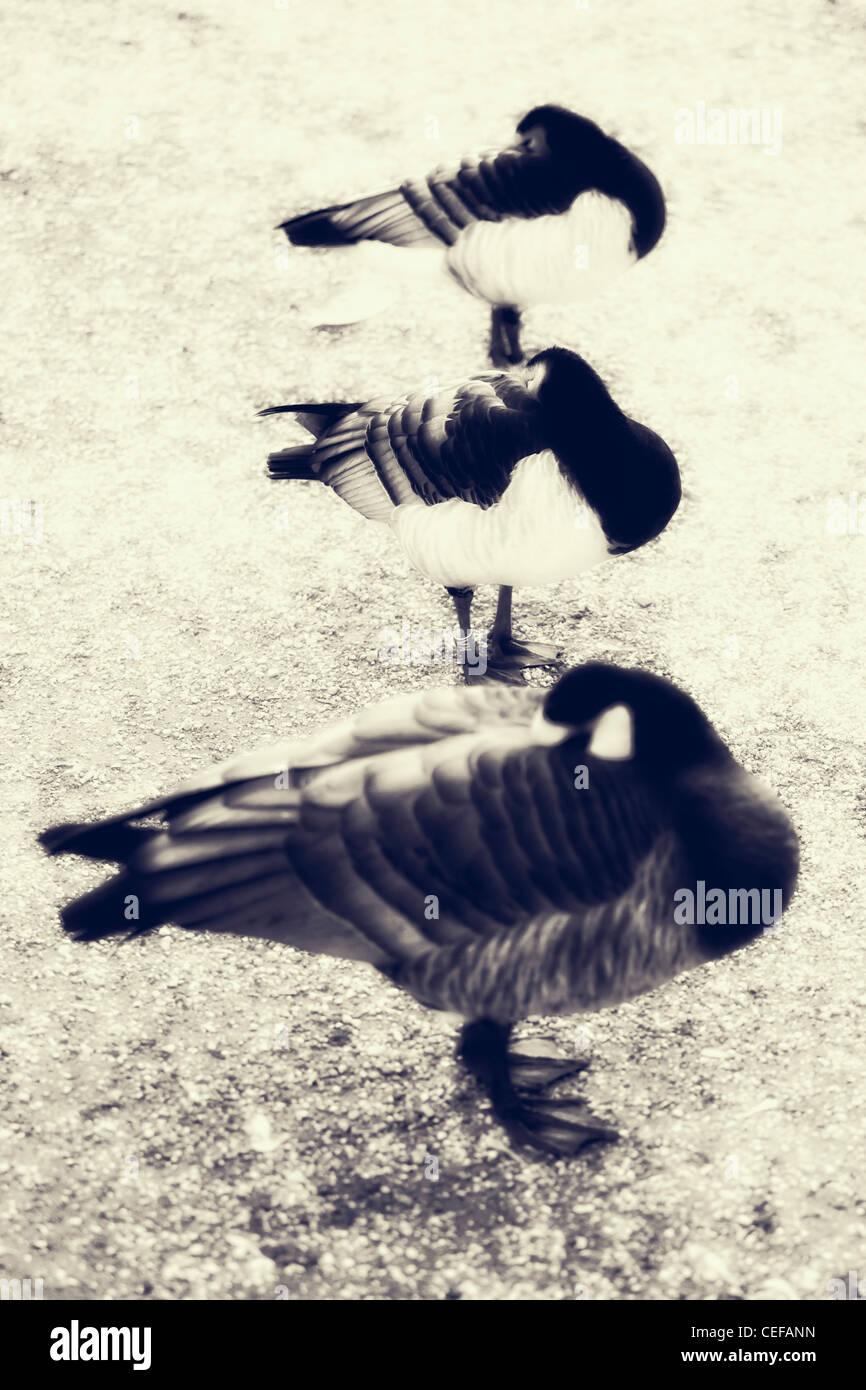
xmin=40 ymin=663 xmax=799 ymax=1157
xmin=279 ymin=104 xmax=666 ymax=365
xmin=260 ymin=346 xmax=680 ymax=682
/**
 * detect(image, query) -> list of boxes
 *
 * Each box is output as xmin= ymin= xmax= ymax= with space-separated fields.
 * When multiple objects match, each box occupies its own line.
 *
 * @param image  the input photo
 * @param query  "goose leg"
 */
xmin=489 ymin=306 xmax=524 ymax=367
xmin=486 ymin=586 xmax=566 ymax=673
xmin=458 ymin=1018 xmax=618 ymax=1157
xmin=446 ymin=585 xmax=519 ymax=684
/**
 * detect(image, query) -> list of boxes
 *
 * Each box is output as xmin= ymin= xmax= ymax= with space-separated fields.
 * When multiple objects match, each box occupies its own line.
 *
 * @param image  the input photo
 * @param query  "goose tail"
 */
xmin=260 ymin=399 xmax=365 ymax=480
xmin=278 ymin=203 xmax=358 ymax=247
xmin=39 ymin=820 xmax=166 ymax=941
xmin=56 ymin=873 xmax=163 ymax=942
xmin=39 ymin=802 xmax=310 ymax=947
xmin=39 ymin=818 xmax=153 ymax=861
xmin=266 ymin=445 xmax=318 ymax=481
xmin=259 ymin=402 xmax=363 ymax=437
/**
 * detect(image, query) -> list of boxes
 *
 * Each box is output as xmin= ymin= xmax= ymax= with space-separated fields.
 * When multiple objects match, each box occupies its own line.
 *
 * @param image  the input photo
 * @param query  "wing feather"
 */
xmin=45 ymin=681 xmax=679 ymax=1014
xmin=298 ymin=370 xmax=547 ymax=516
xmin=327 ymin=190 xmax=443 ymax=248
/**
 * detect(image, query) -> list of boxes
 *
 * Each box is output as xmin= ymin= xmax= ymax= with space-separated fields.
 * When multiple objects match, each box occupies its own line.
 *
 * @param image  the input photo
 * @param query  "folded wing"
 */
xmin=42 ymin=682 xmax=675 ymax=1016
xmin=278 ymin=372 xmax=548 ymax=522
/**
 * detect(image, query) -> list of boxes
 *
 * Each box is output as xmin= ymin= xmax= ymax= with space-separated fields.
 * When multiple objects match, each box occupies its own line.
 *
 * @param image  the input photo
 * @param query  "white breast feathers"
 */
xmin=389 ymin=450 xmax=611 ymax=589
xmin=446 ymin=191 xmax=637 ymax=307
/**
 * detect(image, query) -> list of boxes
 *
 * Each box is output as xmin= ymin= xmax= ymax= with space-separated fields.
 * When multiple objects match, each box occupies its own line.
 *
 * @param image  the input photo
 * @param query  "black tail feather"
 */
xmin=260 ymin=402 xmax=365 ymax=476
xmin=39 ymin=820 xmax=154 ymax=862
xmin=278 ymin=205 xmax=355 ymax=246
xmin=266 ymin=447 xmax=317 ymax=481
xmin=40 ymin=817 xmax=163 ymax=941
xmin=57 ymin=872 xmax=166 ymax=942
xmin=258 ymin=402 xmax=363 ymax=423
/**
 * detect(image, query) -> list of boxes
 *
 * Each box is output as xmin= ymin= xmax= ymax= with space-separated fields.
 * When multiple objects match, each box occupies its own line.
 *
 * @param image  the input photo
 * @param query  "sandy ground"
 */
xmin=1 ymin=0 xmax=864 ymax=1301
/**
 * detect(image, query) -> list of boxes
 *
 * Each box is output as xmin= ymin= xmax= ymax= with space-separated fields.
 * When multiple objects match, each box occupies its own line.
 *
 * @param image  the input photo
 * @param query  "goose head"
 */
xmin=542 ymin=662 xmax=729 ymax=779
xmin=524 ymin=348 xmax=682 ymax=557
xmin=543 ymin=662 xmax=800 ymax=930
xmin=514 ymin=105 xmax=609 ymax=172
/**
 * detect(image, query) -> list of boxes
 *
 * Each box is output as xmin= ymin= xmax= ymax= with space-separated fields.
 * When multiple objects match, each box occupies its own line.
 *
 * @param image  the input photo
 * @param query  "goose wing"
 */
xmin=280 ymin=145 xmax=581 ymax=254
xmin=42 ymin=684 xmax=539 ymax=953
xmin=43 ymin=684 xmax=680 ymax=1027
xmin=402 ymin=147 xmax=582 ymax=234
xmin=279 ymin=189 xmax=445 ymax=249
xmin=307 ymin=371 xmax=547 ymax=516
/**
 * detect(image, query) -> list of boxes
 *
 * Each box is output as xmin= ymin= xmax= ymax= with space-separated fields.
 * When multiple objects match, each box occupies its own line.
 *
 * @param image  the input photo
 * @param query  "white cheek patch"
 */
xmin=587 ymin=704 xmax=634 ymax=761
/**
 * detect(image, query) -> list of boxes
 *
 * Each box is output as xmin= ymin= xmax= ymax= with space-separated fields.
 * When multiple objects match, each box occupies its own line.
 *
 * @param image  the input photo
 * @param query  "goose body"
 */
xmin=280 ymin=105 xmax=666 ymax=362
xmin=261 ymin=347 xmax=681 ymax=679
xmin=41 ymin=664 xmax=799 ymax=1155
xmin=446 ymin=189 xmax=637 ymax=310
xmin=391 ymin=448 xmax=610 ymax=589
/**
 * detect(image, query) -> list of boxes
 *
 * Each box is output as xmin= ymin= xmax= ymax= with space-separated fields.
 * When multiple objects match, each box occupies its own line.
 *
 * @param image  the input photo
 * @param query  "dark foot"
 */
xmin=454 ymin=628 xmax=529 ymax=684
xmin=487 ymin=633 xmax=566 ymax=673
xmin=458 ymin=1019 xmax=617 ymax=1158
xmin=507 ymin=1044 xmax=590 ymax=1091
xmin=498 ymin=1095 xmax=619 ymax=1156
xmin=489 ymin=306 xmax=524 ymax=368
xmin=452 ymin=629 xmax=521 ymax=684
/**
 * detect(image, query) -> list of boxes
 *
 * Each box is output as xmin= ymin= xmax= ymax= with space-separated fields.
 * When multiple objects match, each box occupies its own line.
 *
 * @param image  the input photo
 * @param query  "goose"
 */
xmin=278 ymin=104 xmax=665 ymax=365
xmin=40 ymin=663 xmax=799 ymax=1157
xmin=260 ymin=346 xmax=680 ymax=682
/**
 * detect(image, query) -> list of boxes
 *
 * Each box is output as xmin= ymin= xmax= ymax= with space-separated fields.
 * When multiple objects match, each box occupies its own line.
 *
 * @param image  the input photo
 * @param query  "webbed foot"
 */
xmin=458 ymin=1019 xmax=617 ymax=1158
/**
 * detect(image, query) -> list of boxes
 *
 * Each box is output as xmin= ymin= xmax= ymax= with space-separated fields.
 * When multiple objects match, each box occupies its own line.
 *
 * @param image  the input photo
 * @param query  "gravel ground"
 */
xmin=1 ymin=0 xmax=864 ymax=1302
